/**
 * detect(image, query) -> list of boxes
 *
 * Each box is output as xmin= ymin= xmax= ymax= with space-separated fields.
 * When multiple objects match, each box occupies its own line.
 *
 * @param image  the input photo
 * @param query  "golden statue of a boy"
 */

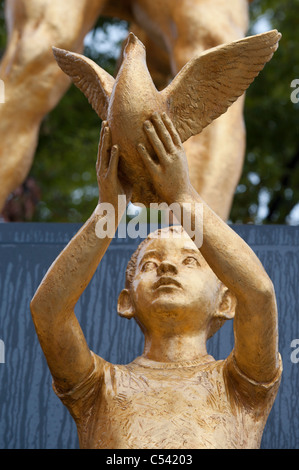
xmin=31 ymin=113 xmax=281 ymax=449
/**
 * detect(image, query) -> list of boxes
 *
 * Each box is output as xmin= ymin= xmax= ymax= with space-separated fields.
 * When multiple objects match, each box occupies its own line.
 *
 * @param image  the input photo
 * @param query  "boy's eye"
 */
xmin=183 ymin=256 xmax=199 ymax=267
xmin=142 ymin=261 xmax=158 ymax=272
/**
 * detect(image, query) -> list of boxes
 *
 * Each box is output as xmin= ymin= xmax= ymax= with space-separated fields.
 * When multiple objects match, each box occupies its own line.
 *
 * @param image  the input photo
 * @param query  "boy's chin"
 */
xmin=150 ymin=298 xmax=190 ymax=318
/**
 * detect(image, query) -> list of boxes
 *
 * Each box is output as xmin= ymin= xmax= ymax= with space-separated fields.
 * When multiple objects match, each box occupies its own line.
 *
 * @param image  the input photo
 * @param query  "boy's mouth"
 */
xmin=153 ymin=277 xmax=182 ymax=290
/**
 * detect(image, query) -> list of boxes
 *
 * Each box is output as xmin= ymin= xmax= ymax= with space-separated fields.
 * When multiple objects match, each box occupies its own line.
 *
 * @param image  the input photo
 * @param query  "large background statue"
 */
xmin=0 ymin=0 xmax=253 ymax=220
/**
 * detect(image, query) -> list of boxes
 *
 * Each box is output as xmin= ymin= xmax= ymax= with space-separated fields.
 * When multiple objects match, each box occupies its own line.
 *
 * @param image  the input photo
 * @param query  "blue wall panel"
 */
xmin=0 ymin=223 xmax=298 ymax=449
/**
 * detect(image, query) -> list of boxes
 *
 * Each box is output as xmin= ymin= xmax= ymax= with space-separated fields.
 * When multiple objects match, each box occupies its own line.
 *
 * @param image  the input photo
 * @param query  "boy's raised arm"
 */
xmin=138 ymin=112 xmax=280 ymax=384
xmin=30 ymin=123 xmax=131 ymax=391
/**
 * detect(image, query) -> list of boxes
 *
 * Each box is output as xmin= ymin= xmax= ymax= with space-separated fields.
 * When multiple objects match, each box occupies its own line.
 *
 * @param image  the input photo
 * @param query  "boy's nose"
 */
xmin=157 ymin=261 xmax=178 ymax=275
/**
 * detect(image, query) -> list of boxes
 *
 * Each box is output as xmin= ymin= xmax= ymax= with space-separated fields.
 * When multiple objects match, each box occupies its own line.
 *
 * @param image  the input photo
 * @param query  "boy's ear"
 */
xmin=117 ymin=289 xmax=135 ymax=320
xmin=216 ymin=286 xmax=236 ymax=321
xmin=207 ymin=285 xmax=236 ymax=339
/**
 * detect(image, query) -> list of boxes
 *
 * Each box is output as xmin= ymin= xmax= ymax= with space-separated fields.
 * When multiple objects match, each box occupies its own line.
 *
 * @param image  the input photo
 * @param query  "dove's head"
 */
xmin=123 ymin=31 xmax=146 ymax=58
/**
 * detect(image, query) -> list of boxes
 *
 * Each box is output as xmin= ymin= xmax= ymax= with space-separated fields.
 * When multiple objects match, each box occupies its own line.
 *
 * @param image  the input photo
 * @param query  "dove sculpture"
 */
xmin=53 ymin=30 xmax=281 ymax=206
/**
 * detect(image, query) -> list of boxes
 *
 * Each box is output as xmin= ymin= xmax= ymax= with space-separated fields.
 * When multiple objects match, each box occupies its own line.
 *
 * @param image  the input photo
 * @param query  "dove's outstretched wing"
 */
xmin=52 ymin=47 xmax=115 ymax=121
xmin=162 ymin=30 xmax=281 ymax=143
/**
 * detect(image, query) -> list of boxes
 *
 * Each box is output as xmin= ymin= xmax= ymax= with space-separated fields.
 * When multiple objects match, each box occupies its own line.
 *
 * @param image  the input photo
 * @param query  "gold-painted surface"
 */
xmin=31 ymin=113 xmax=282 ymax=449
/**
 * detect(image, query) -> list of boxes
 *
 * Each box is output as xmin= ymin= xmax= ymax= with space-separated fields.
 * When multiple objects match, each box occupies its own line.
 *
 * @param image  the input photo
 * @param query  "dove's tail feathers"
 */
xmin=162 ymin=30 xmax=281 ymax=143
xmin=52 ymin=47 xmax=115 ymax=121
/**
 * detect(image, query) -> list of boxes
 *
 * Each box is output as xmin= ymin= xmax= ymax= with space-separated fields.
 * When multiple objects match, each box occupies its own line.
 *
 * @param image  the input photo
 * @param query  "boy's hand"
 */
xmin=137 ymin=112 xmax=195 ymax=205
xmin=96 ymin=122 xmax=132 ymax=207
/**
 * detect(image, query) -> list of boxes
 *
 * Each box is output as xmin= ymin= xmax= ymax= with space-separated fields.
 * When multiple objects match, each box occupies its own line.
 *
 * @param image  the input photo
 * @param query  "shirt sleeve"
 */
xmin=224 ymin=350 xmax=283 ymax=413
xmin=52 ymin=351 xmax=105 ymax=423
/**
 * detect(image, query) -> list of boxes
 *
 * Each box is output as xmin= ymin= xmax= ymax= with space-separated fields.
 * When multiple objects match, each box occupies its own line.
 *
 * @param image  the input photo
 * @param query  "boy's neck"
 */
xmin=143 ymin=331 xmax=208 ymax=363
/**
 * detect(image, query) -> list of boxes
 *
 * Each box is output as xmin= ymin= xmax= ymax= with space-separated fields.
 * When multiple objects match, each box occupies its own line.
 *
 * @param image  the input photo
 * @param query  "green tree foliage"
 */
xmin=0 ymin=1 xmax=298 ymax=223
xmin=231 ymin=0 xmax=299 ymax=224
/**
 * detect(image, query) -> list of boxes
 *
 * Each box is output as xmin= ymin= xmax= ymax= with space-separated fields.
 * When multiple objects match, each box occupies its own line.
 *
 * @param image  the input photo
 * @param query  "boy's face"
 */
xmin=130 ymin=234 xmax=221 ymax=336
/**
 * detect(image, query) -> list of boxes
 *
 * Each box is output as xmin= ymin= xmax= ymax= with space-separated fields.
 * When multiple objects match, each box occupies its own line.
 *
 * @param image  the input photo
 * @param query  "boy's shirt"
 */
xmin=53 ymin=351 xmax=282 ymax=449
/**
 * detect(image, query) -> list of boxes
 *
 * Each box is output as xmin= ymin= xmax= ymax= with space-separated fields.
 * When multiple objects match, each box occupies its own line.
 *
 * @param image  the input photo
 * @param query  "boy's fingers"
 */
xmin=108 ymin=145 xmax=120 ymax=178
xmin=144 ymin=120 xmax=166 ymax=160
xmin=151 ymin=113 xmax=175 ymax=154
xmin=97 ymin=126 xmax=104 ymax=172
xmin=99 ymin=126 xmax=112 ymax=174
xmin=97 ymin=121 xmax=108 ymax=159
xmin=161 ymin=113 xmax=181 ymax=147
xmin=137 ymin=143 xmax=158 ymax=175
xmin=100 ymin=121 xmax=108 ymax=137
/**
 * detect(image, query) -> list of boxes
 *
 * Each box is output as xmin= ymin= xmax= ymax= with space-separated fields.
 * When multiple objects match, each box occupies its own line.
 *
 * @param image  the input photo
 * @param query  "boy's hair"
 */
xmin=125 ymin=225 xmax=230 ymax=339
